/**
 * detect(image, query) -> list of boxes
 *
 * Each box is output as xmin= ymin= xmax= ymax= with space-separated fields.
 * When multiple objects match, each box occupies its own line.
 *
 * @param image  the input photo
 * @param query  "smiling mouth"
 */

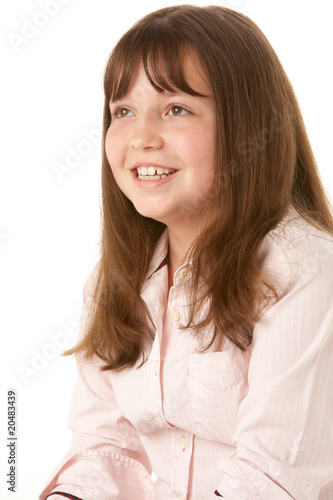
xmin=136 ymin=166 xmax=177 ymax=180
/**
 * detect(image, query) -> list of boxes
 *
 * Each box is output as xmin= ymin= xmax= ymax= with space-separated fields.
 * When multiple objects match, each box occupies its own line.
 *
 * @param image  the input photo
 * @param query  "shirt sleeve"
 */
xmin=39 ymin=268 xmax=154 ymax=500
xmin=216 ymin=234 xmax=333 ymax=499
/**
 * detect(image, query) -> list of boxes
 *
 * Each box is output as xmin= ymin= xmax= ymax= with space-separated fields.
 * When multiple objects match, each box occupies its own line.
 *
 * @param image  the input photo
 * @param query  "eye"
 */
xmin=113 ymin=107 xmax=134 ymax=118
xmin=168 ymin=105 xmax=190 ymax=116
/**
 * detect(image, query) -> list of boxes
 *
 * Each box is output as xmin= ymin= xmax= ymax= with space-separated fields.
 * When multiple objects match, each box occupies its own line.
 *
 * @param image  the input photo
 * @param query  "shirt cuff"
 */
xmin=46 ymin=493 xmax=83 ymax=500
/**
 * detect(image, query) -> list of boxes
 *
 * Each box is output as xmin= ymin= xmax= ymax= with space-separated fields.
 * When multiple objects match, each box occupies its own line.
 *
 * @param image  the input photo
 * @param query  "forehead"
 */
xmin=122 ymin=53 xmax=211 ymax=100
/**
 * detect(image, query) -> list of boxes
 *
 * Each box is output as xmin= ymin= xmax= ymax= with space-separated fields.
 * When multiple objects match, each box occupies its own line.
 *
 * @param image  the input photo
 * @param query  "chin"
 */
xmin=133 ymin=204 xmax=167 ymax=223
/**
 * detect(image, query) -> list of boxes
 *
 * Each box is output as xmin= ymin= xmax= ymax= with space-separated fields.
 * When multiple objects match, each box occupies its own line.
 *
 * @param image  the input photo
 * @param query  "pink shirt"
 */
xmin=40 ymin=208 xmax=333 ymax=500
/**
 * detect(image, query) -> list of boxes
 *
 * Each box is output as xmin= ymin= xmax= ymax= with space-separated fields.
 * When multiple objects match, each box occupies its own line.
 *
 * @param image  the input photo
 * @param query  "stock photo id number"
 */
xmin=6 ymin=390 xmax=17 ymax=493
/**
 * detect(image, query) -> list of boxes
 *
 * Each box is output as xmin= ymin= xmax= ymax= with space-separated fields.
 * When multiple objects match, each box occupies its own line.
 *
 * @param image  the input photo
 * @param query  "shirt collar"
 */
xmin=145 ymin=229 xmax=195 ymax=287
xmin=145 ymin=229 xmax=169 ymax=280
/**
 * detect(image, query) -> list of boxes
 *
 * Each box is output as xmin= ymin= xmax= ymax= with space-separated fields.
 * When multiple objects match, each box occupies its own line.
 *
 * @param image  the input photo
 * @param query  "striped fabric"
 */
xmin=40 ymin=208 xmax=333 ymax=500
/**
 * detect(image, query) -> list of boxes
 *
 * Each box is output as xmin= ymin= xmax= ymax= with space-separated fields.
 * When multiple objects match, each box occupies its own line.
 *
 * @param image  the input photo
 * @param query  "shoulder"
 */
xmin=259 ymin=207 xmax=333 ymax=295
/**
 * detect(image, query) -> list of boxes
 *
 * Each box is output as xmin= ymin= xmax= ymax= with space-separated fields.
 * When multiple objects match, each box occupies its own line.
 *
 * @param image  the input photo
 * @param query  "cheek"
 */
xmin=190 ymin=126 xmax=216 ymax=173
xmin=105 ymin=125 xmax=126 ymax=166
xmin=105 ymin=126 xmax=115 ymax=164
xmin=104 ymin=128 xmax=126 ymax=193
xmin=104 ymin=127 xmax=111 ymax=165
xmin=191 ymin=130 xmax=217 ymax=201
xmin=196 ymin=168 xmax=216 ymax=205
xmin=190 ymin=121 xmax=216 ymax=159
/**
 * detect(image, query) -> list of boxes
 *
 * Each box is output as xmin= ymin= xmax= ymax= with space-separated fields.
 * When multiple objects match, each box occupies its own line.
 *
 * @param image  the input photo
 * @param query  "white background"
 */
xmin=0 ymin=0 xmax=332 ymax=498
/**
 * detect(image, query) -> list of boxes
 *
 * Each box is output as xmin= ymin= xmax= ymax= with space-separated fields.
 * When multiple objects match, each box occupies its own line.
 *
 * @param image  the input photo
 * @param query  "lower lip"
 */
xmin=132 ymin=170 xmax=177 ymax=188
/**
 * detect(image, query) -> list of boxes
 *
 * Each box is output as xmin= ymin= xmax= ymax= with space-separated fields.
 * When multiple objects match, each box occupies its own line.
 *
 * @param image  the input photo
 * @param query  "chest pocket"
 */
xmin=186 ymin=345 xmax=250 ymax=444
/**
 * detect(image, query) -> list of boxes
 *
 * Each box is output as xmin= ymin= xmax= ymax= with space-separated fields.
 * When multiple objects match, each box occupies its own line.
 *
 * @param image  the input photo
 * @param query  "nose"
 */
xmin=129 ymin=117 xmax=163 ymax=151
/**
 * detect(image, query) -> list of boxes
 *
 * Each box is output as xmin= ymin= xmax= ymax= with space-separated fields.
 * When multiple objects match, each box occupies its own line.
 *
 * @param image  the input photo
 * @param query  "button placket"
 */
xmin=179 ymin=268 xmax=192 ymax=282
xmin=154 ymin=359 xmax=159 ymax=376
xmin=169 ymin=308 xmax=181 ymax=322
xmin=145 ymin=335 xmax=166 ymax=430
xmin=152 ymin=416 xmax=165 ymax=428
xmin=173 ymin=432 xmax=193 ymax=500
xmin=179 ymin=435 xmax=186 ymax=452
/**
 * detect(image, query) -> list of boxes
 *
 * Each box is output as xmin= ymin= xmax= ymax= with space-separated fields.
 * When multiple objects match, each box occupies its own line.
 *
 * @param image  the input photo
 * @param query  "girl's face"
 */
xmin=105 ymin=54 xmax=216 ymax=235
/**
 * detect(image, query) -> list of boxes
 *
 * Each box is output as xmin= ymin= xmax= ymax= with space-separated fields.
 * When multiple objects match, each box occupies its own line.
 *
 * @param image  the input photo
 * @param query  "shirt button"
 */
xmin=178 ymin=495 xmax=185 ymax=500
xmin=153 ymin=417 xmax=165 ymax=428
xmin=154 ymin=359 xmax=159 ymax=376
xmin=179 ymin=435 xmax=186 ymax=452
xmin=169 ymin=308 xmax=180 ymax=322
xmin=180 ymin=268 xmax=192 ymax=281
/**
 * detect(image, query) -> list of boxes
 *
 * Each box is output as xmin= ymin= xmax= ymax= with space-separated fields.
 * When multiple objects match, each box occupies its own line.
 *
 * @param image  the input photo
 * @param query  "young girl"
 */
xmin=40 ymin=5 xmax=333 ymax=500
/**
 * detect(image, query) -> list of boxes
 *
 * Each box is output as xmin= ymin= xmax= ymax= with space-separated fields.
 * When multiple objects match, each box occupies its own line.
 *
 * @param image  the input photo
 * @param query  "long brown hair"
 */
xmin=65 ymin=5 xmax=333 ymax=370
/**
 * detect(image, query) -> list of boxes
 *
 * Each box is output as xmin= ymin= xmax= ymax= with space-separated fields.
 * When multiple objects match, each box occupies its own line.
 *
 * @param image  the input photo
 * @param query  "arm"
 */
xmin=216 ymin=235 xmax=333 ymax=499
xmin=39 ymin=354 xmax=154 ymax=500
xmin=39 ymin=269 xmax=154 ymax=500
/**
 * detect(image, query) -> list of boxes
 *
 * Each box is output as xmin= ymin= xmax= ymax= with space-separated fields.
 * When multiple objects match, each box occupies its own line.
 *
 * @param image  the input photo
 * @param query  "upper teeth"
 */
xmin=137 ymin=166 xmax=174 ymax=176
